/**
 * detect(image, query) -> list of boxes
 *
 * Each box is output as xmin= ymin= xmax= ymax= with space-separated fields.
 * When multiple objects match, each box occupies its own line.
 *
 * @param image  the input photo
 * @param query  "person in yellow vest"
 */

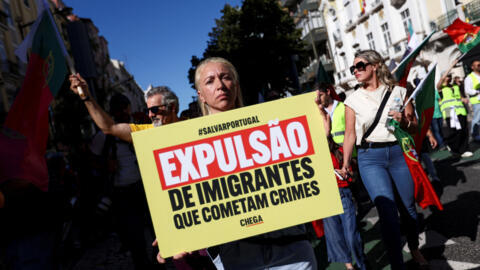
xmin=464 ymin=60 xmax=480 ymax=142
xmin=69 ymin=74 xmax=180 ymax=142
xmin=438 ymin=72 xmax=473 ymax=157
xmin=313 ymin=81 xmax=373 ymax=224
xmin=314 ymin=82 xmax=345 ymax=144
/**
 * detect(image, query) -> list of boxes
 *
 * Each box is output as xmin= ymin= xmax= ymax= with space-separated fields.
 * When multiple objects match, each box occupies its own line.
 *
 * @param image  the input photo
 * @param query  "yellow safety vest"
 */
xmin=331 ymin=102 xmax=345 ymax=144
xmin=468 ymin=72 xmax=480 ymax=105
xmin=440 ymin=85 xmax=467 ymax=119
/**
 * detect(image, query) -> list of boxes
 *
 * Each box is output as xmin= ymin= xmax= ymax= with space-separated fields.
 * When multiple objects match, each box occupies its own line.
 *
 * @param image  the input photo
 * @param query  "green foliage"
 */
xmin=188 ymin=0 xmax=307 ymax=105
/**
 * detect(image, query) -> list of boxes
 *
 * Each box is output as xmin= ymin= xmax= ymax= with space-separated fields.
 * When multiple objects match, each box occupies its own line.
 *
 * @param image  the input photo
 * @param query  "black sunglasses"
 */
xmin=349 ymin=62 xmax=371 ymax=75
xmin=146 ymin=104 xmax=168 ymax=114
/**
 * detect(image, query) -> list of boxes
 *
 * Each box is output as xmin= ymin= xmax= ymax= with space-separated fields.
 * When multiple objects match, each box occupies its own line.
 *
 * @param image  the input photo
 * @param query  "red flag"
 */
xmin=393 ymin=31 xmax=434 ymax=87
xmin=402 ymin=149 xmax=443 ymax=210
xmin=412 ymin=66 xmax=436 ymax=153
xmin=0 ymin=4 xmax=67 ymax=190
xmin=311 ymin=219 xmax=324 ymax=238
xmin=444 ymin=18 xmax=480 ymax=53
xmin=390 ymin=120 xmax=443 ymax=210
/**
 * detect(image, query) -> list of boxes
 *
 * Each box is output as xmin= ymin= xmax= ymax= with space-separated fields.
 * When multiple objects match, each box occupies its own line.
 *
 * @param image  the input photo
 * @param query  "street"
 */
xmin=67 ymin=145 xmax=480 ymax=270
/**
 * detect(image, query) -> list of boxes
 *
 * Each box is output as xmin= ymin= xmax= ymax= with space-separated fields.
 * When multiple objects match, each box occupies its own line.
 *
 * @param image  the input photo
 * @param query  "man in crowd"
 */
xmin=69 ymin=74 xmax=181 ymax=270
xmin=437 ymin=72 xmax=473 ymax=157
xmin=314 ymin=82 xmax=371 ymax=216
xmin=69 ymin=74 xmax=179 ymax=142
xmin=464 ymin=59 xmax=480 ymax=142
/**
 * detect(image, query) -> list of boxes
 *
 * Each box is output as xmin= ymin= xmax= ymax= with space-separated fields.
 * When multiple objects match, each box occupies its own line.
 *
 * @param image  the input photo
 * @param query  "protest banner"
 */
xmin=132 ymin=92 xmax=343 ymax=258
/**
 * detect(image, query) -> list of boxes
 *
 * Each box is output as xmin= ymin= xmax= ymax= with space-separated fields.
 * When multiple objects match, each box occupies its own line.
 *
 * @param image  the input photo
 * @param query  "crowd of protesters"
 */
xmin=1 ymin=50 xmax=480 ymax=270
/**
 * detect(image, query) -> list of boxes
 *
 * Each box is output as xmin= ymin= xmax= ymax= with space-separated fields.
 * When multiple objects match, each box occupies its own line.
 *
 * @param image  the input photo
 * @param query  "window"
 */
xmin=400 ymin=9 xmax=412 ymax=36
xmin=3 ymin=1 xmax=13 ymax=26
xmin=367 ymin=32 xmax=375 ymax=50
xmin=381 ymin=23 xmax=392 ymax=48
xmin=344 ymin=1 xmax=353 ymax=24
xmin=340 ymin=53 xmax=348 ymax=72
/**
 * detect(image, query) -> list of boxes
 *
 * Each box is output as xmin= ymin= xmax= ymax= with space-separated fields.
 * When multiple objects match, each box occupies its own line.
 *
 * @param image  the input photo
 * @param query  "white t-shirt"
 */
xmin=344 ymin=84 xmax=406 ymax=145
xmin=90 ymin=132 xmax=141 ymax=187
xmin=464 ymin=72 xmax=480 ymax=96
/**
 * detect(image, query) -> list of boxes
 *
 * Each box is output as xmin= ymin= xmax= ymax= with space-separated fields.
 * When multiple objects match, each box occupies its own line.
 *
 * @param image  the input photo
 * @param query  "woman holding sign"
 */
xmin=339 ymin=50 xmax=428 ymax=269
xmin=155 ymin=57 xmax=318 ymax=269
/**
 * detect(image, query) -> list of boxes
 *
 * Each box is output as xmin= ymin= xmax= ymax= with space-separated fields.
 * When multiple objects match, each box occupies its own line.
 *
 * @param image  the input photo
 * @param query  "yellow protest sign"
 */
xmin=132 ymin=92 xmax=343 ymax=258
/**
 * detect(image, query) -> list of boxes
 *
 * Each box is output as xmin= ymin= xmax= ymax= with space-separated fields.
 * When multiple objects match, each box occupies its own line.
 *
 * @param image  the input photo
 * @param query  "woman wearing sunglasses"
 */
xmin=155 ymin=57 xmax=318 ymax=270
xmin=339 ymin=50 xmax=428 ymax=269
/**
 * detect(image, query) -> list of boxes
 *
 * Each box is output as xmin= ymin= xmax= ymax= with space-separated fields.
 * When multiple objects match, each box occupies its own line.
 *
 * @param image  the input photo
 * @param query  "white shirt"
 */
xmin=344 ymin=84 xmax=407 ymax=145
xmin=464 ymin=72 xmax=480 ymax=96
xmin=326 ymin=100 xmax=338 ymax=120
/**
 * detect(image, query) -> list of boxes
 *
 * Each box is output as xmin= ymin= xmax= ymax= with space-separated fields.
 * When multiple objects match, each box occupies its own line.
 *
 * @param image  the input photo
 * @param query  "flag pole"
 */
xmin=65 ymin=57 xmax=85 ymax=98
xmin=391 ymin=31 xmax=436 ymax=75
xmin=42 ymin=0 xmax=86 ymax=99
xmin=400 ymin=64 xmax=437 ymax=112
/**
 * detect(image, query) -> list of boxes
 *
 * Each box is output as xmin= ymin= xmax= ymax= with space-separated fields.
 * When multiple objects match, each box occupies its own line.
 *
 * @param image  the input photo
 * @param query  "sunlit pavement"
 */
xmin=313 ymin=143 xmax=480 ymax=270
xmin=50 ymin=144 xmax=480 ymax=270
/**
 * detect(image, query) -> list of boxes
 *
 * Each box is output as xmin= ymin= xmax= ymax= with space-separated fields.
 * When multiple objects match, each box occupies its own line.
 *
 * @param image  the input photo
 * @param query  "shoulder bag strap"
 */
xmin=360 ymin=87 xmax=392 ymax=144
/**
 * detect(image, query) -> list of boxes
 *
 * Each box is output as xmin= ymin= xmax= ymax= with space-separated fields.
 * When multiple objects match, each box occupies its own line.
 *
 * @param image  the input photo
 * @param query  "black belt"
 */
xmin=206 ymin=234 xmax=309 ymax=259
xmin=357 ymin=141 xmax=397 ymax=149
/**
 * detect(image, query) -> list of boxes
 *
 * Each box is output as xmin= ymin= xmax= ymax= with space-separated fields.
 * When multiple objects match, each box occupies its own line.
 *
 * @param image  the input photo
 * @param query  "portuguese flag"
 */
xmin=393 ymin=31 xmax=434 ymax=87
xmin=444 ymin=18 xmax=480 ymax=53
xmin=389 ymin=120 xmax=443 ymax=210
xmin=0 ymin=2 xmax=67 ymax=191
xmin=411 ymin=65 xmax=436 ymax=153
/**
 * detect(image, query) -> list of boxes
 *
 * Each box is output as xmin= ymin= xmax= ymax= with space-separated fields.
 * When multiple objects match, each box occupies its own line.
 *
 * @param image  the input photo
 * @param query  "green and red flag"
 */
xmin=389 ymin=120 xmax=443 ymax=210
xmin=409 ymin=65 xmax=436 ymax=153
xmin=444 ymin=18 xmax=480 ymax=53
xmin=393 ymin=31 xmax=435 ymax=87
xmin=0 ymin=0 xmax=68 ymax=191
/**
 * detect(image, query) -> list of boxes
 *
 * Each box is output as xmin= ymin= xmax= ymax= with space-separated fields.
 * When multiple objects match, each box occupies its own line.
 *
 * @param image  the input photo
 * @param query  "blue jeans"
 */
xmin=430 ymin=117 xmax=445 ymax=147
xmin=323 ymin=188 xmax=367 ymax=270
xmin=357 ymin=144 xmax=419 ymax=270
xmin=421 ymin=152 xmax=439 ymax=181
xmin=471 ymin=103 xmax=480 ymax=140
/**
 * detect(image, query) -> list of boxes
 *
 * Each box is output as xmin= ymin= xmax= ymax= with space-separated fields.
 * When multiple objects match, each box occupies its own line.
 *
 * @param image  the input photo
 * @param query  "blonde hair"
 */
xmin=195 ymin=57 xmax=244 ymax=115
xmin=354 ymin=50 xmax=397 ymax=88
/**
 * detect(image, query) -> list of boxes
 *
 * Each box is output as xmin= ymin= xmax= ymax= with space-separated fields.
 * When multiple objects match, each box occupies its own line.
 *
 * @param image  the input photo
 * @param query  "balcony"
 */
xmin=303 ymin=27 xmax=328 ymax=48
xmin=333 ymin=31 xmax=343 ymax=47
xmin=465 ymin=0 xmax=480 ymax=23
xmin=370 ymin=0 xmax=383 ymax=13
xmin=280 ymin=0 xmax=298 ymax=8
xmin=297 ymin=11 xmax=327 ymax=43
xmin=299 ymin=56 xmax=334 ymax=84
xmin=345 ymin=19 xmax=355 ymax=32
xmin=432 ymin=9 xmax=458 ymax=30
xmin=299 ymin=0 xmax=320 ymax=12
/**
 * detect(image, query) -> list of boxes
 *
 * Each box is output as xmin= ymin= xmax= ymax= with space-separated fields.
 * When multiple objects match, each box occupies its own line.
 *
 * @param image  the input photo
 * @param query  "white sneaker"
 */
xmin=461 ymin=151 xmax=473 ymax=158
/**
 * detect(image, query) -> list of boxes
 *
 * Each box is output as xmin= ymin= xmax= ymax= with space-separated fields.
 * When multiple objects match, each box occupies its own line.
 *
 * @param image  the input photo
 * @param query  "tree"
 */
xmin=188 ymin=0 xmax=307 ymax=105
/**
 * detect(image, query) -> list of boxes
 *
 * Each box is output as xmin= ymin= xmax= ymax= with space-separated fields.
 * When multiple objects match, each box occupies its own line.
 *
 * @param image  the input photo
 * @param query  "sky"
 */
xmin=63 ymin=0 xmax=243 ymax=113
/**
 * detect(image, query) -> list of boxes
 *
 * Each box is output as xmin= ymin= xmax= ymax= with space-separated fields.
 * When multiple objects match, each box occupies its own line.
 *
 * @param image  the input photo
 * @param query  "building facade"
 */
xmin=0 ymin=0 xmax=38 ymax=114
xmin=107 ymin=59 xmax=146 ymax=115
xmin=281 ymin=0 xmax=335 ymax=90
xmin=322 ymin=0 xmax=480 ymax=90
